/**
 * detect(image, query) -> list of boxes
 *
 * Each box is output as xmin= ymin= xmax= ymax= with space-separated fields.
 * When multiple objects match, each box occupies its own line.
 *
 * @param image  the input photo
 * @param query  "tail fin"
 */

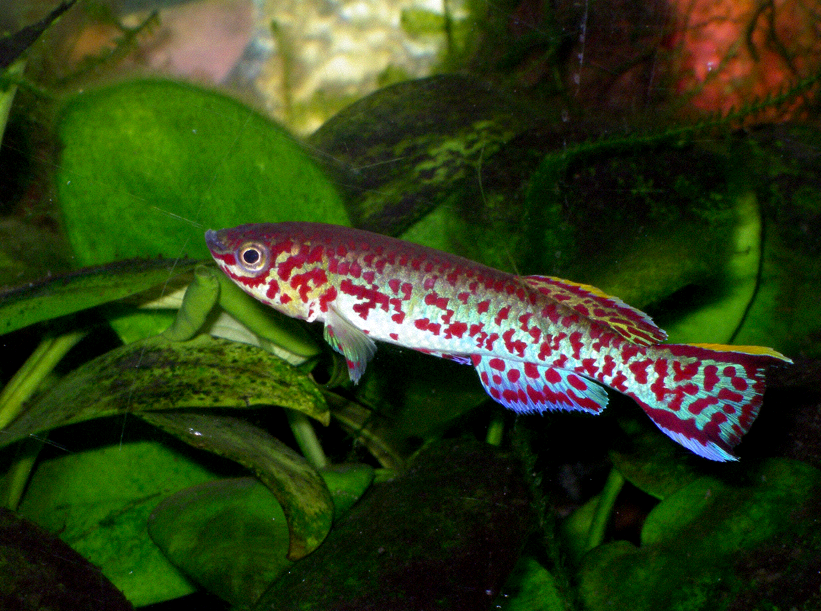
xmin=624 ymin=344 xmax=791 ymax=461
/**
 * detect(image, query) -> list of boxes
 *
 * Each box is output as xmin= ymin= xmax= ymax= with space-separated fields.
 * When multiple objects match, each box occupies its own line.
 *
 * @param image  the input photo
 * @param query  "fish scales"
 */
xmin=206 ymin=222 xmax=791 ymax=462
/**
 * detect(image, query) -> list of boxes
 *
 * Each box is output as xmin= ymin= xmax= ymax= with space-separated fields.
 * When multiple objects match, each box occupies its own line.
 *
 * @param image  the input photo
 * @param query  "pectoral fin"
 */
xmin=324 ymin=305 xmax=377 ymax=383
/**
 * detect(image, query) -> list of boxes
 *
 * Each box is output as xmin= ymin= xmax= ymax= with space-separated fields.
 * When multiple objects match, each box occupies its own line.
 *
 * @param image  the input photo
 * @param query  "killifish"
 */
xmin=205 ymin=222 xmax=790 ymax=461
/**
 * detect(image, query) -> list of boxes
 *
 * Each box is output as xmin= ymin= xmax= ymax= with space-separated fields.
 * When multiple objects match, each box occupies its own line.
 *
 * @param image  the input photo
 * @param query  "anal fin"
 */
xmin=471 ymin=355 xmax=608 ymax=415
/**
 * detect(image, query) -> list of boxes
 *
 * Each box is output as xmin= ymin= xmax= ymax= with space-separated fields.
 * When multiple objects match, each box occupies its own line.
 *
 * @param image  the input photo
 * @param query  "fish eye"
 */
xmin=237 ymin=242 xmax=268 ymax=273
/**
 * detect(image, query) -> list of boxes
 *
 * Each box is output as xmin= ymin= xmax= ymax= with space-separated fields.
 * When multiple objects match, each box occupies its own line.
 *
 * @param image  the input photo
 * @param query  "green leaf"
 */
xmin=0 ymin=334 xmax=328 ymax=448
xmin=57 ymin=79 xmax=349 ymax=266
xmin=54 ymin=79 xmax=349 ymax=342
xmin=148 ymin=477 xmax=293 ymax=608
xmin=147 ymin=467 xmax=373 ymax=607
xmin=579 ymin=458 xmax=821 ymax=611
xmin=141 ymin=411 xmax=334 ymax=560
xmin=0 ymin=258 xmax=199 ymax=336
xmin=609 ymin=414 xmax=704 ymax=500
xmin=495 ymin=555 xmax=570 ymax=611
xmin=320 ymin=463 xmax=374 ymax=518
xmin=254 ymin=439 xmax=532 ymax=610
xmin=0 ymin=506 xmax=132 ymax=611
xmin=16 ymin=425 xmax=226 ymax=606
xmin=306 ymin=74 xmax=524 ymax=236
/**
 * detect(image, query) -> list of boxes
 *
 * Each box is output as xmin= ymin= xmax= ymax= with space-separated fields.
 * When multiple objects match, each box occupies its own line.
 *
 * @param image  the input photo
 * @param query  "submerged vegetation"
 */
xmin=1 ymin=1 xmax=821 ymax=609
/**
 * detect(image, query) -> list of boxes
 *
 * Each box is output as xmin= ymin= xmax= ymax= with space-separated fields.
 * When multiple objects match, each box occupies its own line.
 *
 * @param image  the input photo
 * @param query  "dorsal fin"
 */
xmin=523 ymin=275 xmax=666 ymax=346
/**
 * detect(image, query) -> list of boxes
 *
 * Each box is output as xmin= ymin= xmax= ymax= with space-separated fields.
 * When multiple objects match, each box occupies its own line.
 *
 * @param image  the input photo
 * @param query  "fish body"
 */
xmin=206 ymin=222 xmax=790 ymax=461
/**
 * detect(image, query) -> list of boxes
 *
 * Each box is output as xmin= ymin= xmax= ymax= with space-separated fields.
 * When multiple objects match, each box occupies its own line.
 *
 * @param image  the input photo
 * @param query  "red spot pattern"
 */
xmin=495 ymin=306 xmax=511 ymax=326
xmin=318 ymin=285 xmax=337 ymax=312
xmin=290 ymin=267 xmax=328 ymax=302
xmin=445 ymin=321 xmax=468 ymax=339
xmin=265 ymin=279 xmax=280 ymax=300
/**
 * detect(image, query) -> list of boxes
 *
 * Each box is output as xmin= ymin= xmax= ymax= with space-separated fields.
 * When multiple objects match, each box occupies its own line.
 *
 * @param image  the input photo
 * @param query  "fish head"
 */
xmin=205 ymin=223 xmax=328 ymax=321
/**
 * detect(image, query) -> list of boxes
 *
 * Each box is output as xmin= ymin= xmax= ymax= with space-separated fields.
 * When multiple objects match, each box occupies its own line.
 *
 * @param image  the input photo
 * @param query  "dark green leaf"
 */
xmin=147 ymin=468 xmax=373 ymax=607
xmin=141 ymin=411 xmax=334 ymax=560
xmin=254 ymin=439 xmax=532 ymax=611
xmin=0 ymin=506 xmax=132 ymax=611
xmin=16 ymin=427 xmax=224 ymax=606
xmin=148 ymin=477 xmax=292 ymax=608
xmin=0 ymin=334 xmax=328 ymax=448
xmin=307 ymin=74 xmax=525 ymax=236
xmin=0 ymin=258 xmax=199 ymax=336
xmin=579 ymin=458 xmax=821 ymax=611
xmin=609 ymin=414 xmax=704 ymax=500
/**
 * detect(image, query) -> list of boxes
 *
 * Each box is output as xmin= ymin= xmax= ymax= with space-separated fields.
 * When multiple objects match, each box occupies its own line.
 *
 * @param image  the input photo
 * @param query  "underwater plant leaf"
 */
xmin=140 ymin=411 xmax=334 ymax=560
xmin=55 ymin=79 xmax=349 ymax=342
xmin=609 ymin=414 xmax=703 ymax=500
xmin=16 ymin=422 xmax=226 ymax=607
xmin=0 ymin=506 xmax=132 ymax=611
xmin=319 ymin=463 xmax=374 ymax=518
xmin=306 ymin=74 xmax=525 ymax=236
xmin=0 ymin=334 xmax=328 ymax=448
xmin=0 ymin=258 xmax=199 ymax=336
xmin=495 ymin=555 xmax=570 ymax=611
xmin=148 ymin=477 xmax=293 ymax=608
xmin=254 ymin=439 xmax=532 ymax=611
xmin=662 ymin=191 xmax=763 ymax=344
xmin=579 ymin=458 xmax=821 ymax=611
xmin=56 ymin=79 xmax=349 ymax=266
xmin=148 ymin=468 xmax=373 ymax=607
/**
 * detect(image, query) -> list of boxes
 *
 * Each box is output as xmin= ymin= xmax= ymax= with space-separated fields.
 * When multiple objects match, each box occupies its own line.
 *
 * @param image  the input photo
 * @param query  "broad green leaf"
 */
xmin=320 ymin=463 xmax=374 ymax=518
xmin=0 ymin=334 xmax=328 ymax=448
xmin=609 ymin=414 xmax=704 ymax=500
xmin=496 ymin=555 xmax=570 ymax=611
xmin=148 ymin=468 xmax=373 ymax=607
xmin=55 ymin=79 xmax=349 ymax=342
xmin=56 ymin=79 xmax=349 ymax=266
xmin=579 ymin=458 xmax=821 ymax=611
xmin=254 ymin=439 xmax=532 ymax=611
xmin=0 ymin=258 xmax=198 ymax=336
xmin=148 ymin=477 xmax=293 ymax=608
xmin=16 ymin=425 xmax=226 ymax=606
xmin=0 ymin=506 xmax=132 ymax=611
xmin=141 ymin=411 xmax=334 ymax=560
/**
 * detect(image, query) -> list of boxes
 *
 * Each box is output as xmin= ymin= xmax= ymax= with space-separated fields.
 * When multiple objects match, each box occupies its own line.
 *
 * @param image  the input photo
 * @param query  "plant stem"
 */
xmin=286 ymin=409 xmax=328 ymax=470
xmin=0 ymin=329 xmax=87 ymax=430
xmin=485 ymin=414 xmax=505 ymax=446
xmin=586 ymin=467 xmax=625 ymax=551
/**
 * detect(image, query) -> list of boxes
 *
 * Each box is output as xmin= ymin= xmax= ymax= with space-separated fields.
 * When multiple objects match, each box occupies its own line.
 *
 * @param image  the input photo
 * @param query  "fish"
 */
xmin=205 ymin=222 xmax=791 ymax=461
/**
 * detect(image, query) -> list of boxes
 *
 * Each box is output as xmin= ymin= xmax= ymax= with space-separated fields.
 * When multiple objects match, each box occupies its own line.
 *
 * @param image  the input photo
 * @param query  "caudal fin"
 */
xmin=626 ymin=343 xmax=791 ymax=461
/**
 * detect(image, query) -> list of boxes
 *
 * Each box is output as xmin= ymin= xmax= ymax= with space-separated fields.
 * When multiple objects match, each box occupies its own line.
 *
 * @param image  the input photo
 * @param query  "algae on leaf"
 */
xmin=254 ymin=439 xmax=532 ymax=611
xmin=0 ymin=334 xmax=328 ymax=449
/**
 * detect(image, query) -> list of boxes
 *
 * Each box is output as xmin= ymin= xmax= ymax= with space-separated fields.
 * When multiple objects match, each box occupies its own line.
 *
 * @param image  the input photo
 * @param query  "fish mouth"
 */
xmin=204 ymin=229 xmax=225 ymax=253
